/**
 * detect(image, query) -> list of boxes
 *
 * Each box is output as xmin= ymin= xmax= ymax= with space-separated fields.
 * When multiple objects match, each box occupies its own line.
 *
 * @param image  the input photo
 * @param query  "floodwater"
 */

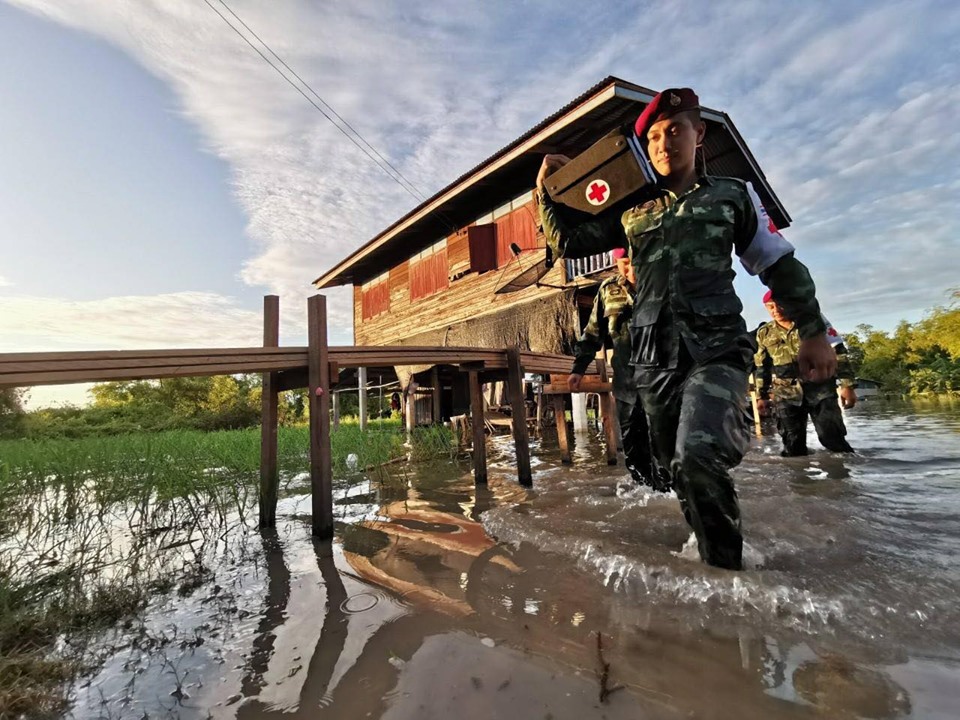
xmin=68 ymin=401 xmax=960 ymax=719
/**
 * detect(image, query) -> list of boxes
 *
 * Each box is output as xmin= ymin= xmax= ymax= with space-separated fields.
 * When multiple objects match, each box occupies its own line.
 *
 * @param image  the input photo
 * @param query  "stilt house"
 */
xmin=313 ymin=77 xmax=789 ymax=422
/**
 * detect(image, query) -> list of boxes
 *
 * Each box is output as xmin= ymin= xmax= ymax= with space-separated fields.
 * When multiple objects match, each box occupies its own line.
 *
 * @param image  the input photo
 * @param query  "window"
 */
xmin=410 ymin=239 xmax=449 ymax=301
xmin=361 ymin=272 xmax=390 ymax=320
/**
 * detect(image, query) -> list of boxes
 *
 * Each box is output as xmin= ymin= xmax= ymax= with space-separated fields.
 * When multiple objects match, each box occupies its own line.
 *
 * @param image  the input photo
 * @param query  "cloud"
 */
xmin=3 ymin=0 xmax=959 ymax=354
xmin=0 ymin=292 xmax=263 ymax=351
xmin=0 ymin=275 xmax=11 ymax=288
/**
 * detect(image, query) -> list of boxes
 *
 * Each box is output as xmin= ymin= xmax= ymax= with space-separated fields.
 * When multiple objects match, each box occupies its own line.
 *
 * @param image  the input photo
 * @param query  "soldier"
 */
xmin=536 ymin=87 xmax=837 ymax=570
xmin=568 ymin=248 xmax=669 ymax=491
xmin=755 ymin=290 xmax=856 ymax=456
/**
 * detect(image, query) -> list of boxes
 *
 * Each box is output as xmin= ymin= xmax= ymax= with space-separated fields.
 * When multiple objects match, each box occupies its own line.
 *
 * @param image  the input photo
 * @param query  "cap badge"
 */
xmin=669 ymin=93 xmax=681 ymax=106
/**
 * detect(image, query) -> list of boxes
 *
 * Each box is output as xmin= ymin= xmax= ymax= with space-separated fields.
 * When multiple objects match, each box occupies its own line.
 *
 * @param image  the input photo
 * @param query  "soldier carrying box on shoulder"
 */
xmin=536 ymin=88 xmax=837 ymax=570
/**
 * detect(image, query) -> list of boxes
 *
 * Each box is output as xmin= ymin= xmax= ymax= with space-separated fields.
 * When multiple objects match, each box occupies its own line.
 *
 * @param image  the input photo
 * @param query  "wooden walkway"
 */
xmin=0 ymin=295 xmax=616 ymax=539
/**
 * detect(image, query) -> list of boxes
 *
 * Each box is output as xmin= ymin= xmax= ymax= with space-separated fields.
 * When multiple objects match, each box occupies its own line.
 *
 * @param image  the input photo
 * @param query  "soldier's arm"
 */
xmin=834 ymin=343 xmax=856 ymax=387
xmin=571 ymin=292 xmax=606 ymax=377
xmin=734 ymin=182 xmax=826 ymax=340
xmin=538 ymin=191 xmax=625 ymax=260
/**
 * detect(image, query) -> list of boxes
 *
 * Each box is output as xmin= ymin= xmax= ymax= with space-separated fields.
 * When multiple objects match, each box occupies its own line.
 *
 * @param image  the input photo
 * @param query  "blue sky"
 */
xmin=1 ymin=0 xmax=958 ymax=408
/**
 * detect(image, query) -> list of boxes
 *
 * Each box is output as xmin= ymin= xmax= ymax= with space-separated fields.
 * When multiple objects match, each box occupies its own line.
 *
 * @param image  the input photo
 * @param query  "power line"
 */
xmin=212 ymin=0 xmax=425 ymax=203
xmin=200 ymin=0 xmax=426 ymax=204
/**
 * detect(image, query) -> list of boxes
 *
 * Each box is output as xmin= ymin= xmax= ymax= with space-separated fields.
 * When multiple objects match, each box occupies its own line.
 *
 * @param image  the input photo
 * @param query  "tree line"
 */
xmin=0 ymin=375 xmax=398 ymax=439
xmin=845 ymin=290 xmax=960 ymax=395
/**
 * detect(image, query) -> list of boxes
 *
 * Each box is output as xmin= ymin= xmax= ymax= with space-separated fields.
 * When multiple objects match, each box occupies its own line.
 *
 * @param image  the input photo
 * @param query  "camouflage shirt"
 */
xmin=754 ymin=320 xmax=855 ymax=405
xmin=540 ymin=176 xmax=826 ymax=369
xmin=571 ymin=275 xmax=635 ymax=400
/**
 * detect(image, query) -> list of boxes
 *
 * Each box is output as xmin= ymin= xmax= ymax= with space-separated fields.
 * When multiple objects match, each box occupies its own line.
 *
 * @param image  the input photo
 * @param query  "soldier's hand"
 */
xmin=798 ymin=334 xmax=837 ymax=383
xmin=537 ymin=154 xmax=572 ymax=191
xmin=839 ymin=385 xmax=857 ymax=409
xmin=567 ymin=373 xmax=583 ymax=392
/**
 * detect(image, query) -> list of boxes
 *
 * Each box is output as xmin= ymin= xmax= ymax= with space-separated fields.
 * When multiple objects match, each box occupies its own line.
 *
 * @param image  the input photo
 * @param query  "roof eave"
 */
xmin=313 ymin=80 xmax=637 ymax=289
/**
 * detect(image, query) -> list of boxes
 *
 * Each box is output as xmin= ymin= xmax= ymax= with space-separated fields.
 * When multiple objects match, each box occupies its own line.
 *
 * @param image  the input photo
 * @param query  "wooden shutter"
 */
xmin=468 ymin=224 xmax=497 ymax=274
xmin=361 ymin=280 xmax=390 ymax=319
xmin=496 ymin=202 xmax=538 ymax=266
xmin=410 ymin=246 xmax=449 ymax=301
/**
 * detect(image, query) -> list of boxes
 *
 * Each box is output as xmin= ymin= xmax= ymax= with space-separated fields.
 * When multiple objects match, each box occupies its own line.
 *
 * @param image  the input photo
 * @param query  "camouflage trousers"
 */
xmin=635 ymin=351 xmax=750 ymax=570
xmin=617 ymin=398 xmax=671 ymax=492
xmin=775 ymin=386 xmax=853 ymax=456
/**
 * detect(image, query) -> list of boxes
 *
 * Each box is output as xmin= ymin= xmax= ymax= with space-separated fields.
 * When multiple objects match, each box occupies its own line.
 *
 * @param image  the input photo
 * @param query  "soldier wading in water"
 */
xmin=536 ymin=88 xmax=837 ymax=570
xmin=755 ymin=290 xmax=857 ymax=456
xmin=569 ymin=247 xmax=669 ymax=491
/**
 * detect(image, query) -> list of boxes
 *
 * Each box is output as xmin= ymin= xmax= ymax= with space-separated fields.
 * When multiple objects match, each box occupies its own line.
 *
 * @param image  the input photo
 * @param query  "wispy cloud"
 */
xmin=0 ymin=275 xmax=11 ymax=288
xmin=0 ymin=292 xmax=263 ymax=351
xmin=3 ymin=0 xmax=959 ymax=366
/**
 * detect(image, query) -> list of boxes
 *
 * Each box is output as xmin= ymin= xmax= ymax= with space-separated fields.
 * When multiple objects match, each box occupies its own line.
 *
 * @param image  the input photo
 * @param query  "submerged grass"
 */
xmin=0 ymin=418 xmax=456 ymax=717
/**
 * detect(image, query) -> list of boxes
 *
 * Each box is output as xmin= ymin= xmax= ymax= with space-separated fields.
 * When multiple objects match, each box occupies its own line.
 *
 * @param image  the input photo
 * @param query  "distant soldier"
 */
xmin=568 ymin=248 xmax=669 ymax=491
xmin=537 ymin=87 xmax=837 ymax=570
xmin=755 ymin=290 xmax=856 ymax=456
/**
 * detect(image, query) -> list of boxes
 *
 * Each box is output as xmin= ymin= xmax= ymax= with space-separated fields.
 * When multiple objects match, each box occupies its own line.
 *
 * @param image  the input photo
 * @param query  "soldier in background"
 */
xmin=568 ymin=248 xmax=669 ymax=491
xmin=755 ymin=291 xmax=856 ymax=456
xmin=536 ymin=87 xmax=837 ymax=570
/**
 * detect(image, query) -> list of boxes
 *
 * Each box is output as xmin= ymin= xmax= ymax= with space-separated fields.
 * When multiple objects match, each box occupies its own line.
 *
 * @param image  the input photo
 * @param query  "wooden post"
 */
xmin=308 ymin=295 xmax=333 ymax=539
xmin=551 ymin=375 xmax=572 ymax=464
xmin=358 ymin=366 xmax=368 ymax=431
xmin=596 ymin=359 xmax=618 ymax=466
xmin=535 ymin=380 xmax=543 ymax=439
xmin=505 ymin=348 xmax=533 ymax=486
xmin=431 ymin=366 xmax=441 ymax=425
xmin=748 ymin=372 xmax=762 ymax=438
xmin=469 ymin=370 xmax=487 ymax=484
xmin=259 ymin=295 xmax=280 ymax=528
xmin=405 ymin=381 xmax=416 ymax=433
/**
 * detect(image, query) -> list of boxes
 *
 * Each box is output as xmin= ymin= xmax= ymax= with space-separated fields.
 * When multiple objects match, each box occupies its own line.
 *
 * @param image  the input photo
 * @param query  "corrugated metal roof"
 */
xmin=314 ymin=77 xmax=790 ymax=288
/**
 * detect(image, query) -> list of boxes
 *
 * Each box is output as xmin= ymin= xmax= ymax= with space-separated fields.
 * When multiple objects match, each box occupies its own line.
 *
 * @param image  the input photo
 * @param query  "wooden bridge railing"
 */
xmin=0 ymin=295 xmax=614 ymax=539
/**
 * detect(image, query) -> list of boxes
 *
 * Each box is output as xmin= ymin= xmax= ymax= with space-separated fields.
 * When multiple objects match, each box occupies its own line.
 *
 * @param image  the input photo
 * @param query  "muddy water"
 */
xmin=68 ymin=402 xmax=960 ymax=719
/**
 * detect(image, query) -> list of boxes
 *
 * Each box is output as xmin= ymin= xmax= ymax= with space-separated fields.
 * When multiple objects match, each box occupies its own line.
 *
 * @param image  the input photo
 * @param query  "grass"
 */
xmin=0 ymin=418 xmax=455 ymax=717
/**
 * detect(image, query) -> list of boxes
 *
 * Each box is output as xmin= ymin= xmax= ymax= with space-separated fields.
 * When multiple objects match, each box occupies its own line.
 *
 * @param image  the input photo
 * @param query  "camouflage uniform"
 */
xmin=755 ymin=320 xmax=855 ymax=456
xmin=540 ymin=176 xmax=825 ymax=570
xmin=571 ymin=275 xmax=669 ymax=491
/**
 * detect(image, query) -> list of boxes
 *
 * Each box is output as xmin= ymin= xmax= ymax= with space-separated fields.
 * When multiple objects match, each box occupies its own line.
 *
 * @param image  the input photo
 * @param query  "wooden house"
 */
xmin=313 ymin=76 xmax=789 ymax=422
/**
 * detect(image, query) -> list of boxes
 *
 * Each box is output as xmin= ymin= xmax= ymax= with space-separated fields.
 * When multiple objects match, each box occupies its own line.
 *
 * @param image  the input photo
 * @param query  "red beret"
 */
xmin=634 ymin=88 xmax=700 ymax=139
xmin=762 ymin=290 xmax=773 ymax=303
xmin=611 ymin=247 xmax=627 ymax=260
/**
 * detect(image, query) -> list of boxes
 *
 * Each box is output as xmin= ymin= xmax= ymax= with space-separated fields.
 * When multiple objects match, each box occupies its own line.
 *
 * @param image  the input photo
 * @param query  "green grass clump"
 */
xmin=0 ymin=418 xmax=459 ymax=717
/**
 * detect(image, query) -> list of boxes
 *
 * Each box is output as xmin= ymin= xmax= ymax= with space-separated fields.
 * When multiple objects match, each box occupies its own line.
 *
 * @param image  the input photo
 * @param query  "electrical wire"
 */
xmin=200 ymin=0 xmax=425 ymax=204
xmin=212 ymin=0 xmax=426 ymax=202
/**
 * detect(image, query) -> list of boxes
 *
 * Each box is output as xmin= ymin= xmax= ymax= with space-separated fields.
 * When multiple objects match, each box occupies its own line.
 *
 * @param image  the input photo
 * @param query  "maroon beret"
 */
xmin=762 ymin=290 xmax=773 ymax=303
xmin=634 ymin=88 xmax=700 ymax=139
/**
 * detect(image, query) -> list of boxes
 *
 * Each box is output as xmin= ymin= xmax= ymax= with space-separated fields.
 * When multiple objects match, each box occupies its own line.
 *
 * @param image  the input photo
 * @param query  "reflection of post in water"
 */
xmin=239 ymin=529 xmax=291 ymax=700
xmin=469 ymin=483 xmax=495 ymax=523
xmin=297 ymin=538 xmax=350 ymax=710
xmin=236 ymin=538 xmax=349 ymax=718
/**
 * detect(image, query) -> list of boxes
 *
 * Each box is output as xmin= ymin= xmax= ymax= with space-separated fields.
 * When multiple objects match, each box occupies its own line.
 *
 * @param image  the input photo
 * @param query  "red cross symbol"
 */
xmin=586 ymin=179 xmax=610 ymax=206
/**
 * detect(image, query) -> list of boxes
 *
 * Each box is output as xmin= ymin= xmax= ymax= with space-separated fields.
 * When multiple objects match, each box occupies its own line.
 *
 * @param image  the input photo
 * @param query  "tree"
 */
xmin=0 ymin=388 xmax=27 ymax=437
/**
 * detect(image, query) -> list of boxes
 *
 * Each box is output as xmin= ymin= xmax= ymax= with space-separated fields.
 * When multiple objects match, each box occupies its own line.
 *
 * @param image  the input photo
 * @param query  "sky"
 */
xmin=1 ymin=0 xmax=958 ymax=408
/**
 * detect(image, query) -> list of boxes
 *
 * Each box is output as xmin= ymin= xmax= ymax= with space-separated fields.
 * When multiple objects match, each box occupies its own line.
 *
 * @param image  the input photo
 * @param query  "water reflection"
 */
xmin=220 ymin=467 xmax=917 ymax=719
xmin=68 ymin=401 xmax=960 ymax=718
